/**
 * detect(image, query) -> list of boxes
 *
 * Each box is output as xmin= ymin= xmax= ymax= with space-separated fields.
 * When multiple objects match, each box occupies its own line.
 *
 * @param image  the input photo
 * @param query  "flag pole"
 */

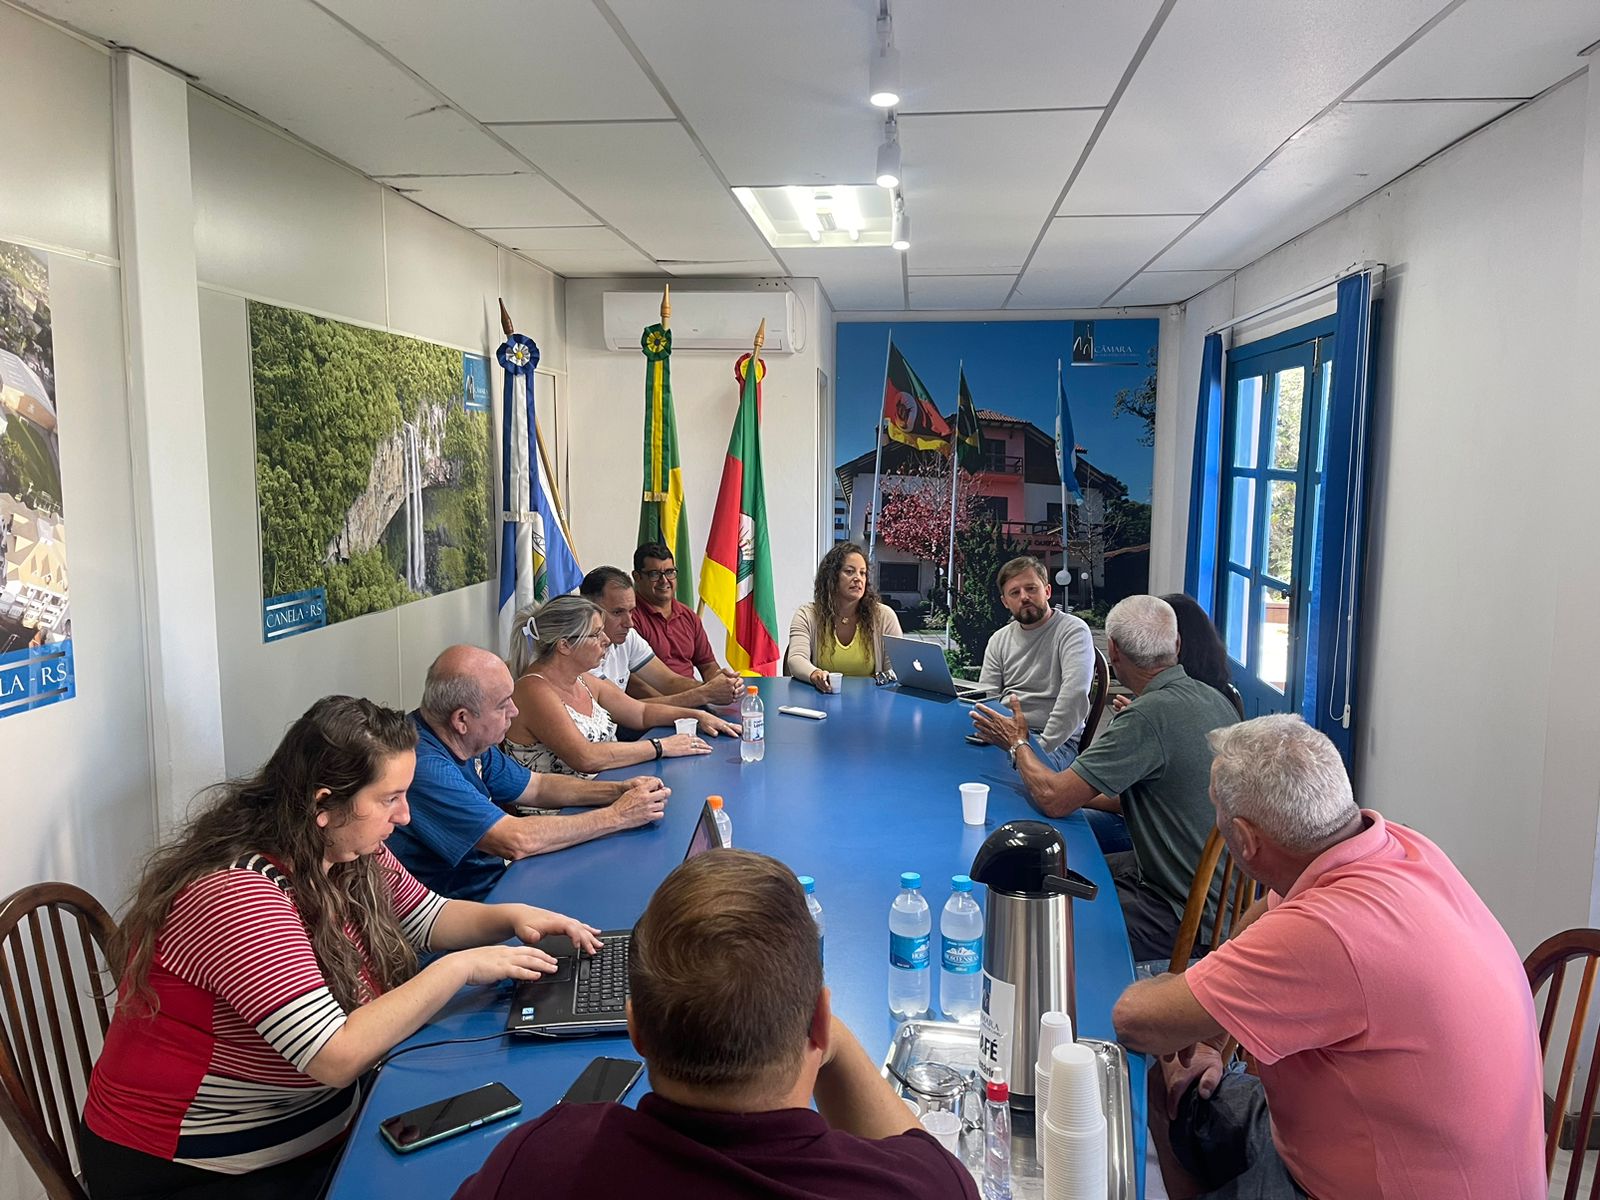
xmin=1057 ymin=357 xmax=1070 ymax=607
xmin=944 ymin=362 xmax=962 ymax=651
xmin=867 ymin=329 xmax=892 ymax=566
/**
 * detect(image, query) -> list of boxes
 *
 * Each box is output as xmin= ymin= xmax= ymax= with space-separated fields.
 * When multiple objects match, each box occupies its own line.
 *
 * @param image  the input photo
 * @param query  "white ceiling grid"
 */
xmin=18 ymin=0 xmax=1600 ymax=311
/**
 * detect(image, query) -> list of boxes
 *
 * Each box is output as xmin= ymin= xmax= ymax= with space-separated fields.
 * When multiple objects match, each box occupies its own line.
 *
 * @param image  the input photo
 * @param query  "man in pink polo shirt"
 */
xmin=1112 ymin=714 xmax=1544 ymax=1199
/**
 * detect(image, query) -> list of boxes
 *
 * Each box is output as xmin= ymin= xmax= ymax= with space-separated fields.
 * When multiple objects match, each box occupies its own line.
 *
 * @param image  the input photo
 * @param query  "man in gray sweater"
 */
xmin=971 ymin=556 xmax=1095 ymax=770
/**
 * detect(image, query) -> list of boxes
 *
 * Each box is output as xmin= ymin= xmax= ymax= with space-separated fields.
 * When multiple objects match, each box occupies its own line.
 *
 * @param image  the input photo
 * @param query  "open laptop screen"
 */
xmin=684 ymin=799 xmax=723 ymax=860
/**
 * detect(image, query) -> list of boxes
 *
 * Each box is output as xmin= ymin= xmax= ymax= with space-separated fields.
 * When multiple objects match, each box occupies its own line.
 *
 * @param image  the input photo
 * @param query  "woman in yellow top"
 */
xmin=785 ymin=541 xmax=903 ymax=692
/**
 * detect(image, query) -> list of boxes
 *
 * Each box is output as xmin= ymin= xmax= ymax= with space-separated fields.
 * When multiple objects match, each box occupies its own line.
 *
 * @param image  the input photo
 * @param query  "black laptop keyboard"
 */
xmin=573 ymin=936 xmax=630 ymax=1015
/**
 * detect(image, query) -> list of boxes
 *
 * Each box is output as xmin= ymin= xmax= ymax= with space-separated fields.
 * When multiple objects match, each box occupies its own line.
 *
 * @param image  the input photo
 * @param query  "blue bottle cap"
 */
xmin=900 ymin=871 xmax=922 ymax=889
xmin=951 ymin=874 xmax=973 ymax=892
xmin=797 ymin=875 xmax=816 ymax=893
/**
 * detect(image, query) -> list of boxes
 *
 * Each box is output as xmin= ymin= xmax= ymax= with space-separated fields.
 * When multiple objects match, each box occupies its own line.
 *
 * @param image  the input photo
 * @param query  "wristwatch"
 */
xmin=650 ymin=737 xmax=664 ymax=760
xmin=1007 ymin=738 xmax=1027 ymax=770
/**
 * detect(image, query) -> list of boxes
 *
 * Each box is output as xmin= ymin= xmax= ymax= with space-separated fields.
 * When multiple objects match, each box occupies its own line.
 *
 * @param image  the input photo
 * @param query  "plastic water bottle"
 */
xmin=739 ymin=686 xmax=765 ymax=762
xmin=888 ymin=871 xmax=931 ymax=1018
xmin=982 ymin=1080 xmax=1013 ymax=1200
xmin=708 ymin=795 xmax=732 ymax=847
xmin=798 ymin=875 xmax=824 ymax=966
xmin=940 ymin=874 xmax=983 ymax=1024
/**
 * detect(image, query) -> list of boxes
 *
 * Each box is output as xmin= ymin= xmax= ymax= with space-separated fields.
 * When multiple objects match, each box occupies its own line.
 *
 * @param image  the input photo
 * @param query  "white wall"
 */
xmin=187 ymin=91 xmax=570 ymax=773
xmin=563 ymin=278 xmax=834 ymax=649
xmin=1159 ymin=71 xmax=1600 ymax=955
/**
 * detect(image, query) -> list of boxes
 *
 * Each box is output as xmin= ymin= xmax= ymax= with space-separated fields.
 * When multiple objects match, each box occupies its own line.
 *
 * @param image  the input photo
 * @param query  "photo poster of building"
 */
xmin=250 ymin=301 xmax=494 ymax=642
xmin=833 ymin=318 xmax=1157 ymax=648
xmin=0 ymin=240 xmax=73 ymax=720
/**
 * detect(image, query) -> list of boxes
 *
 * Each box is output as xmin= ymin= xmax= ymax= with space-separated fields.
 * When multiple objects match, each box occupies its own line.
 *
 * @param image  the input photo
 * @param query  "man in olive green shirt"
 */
xmin=972 ymin=595 xmax=1239 ymax=961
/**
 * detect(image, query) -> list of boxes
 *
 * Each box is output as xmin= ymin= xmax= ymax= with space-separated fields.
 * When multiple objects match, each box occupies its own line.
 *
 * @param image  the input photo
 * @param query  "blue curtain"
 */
xmin=1300 ymin=272 xmax=1376 ymax=767
xmin=1183 ymin=333 xmax=1225 ymax=613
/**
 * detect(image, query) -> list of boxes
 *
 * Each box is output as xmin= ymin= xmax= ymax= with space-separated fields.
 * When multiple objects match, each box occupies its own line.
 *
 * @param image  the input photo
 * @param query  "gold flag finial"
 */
xmin=498 ymin=298 xmax=515 ymax=337
xmin=660 ymin=284 xmax=671 ymax=330
xmin=753 ymin=318 xmax=766 ymax=355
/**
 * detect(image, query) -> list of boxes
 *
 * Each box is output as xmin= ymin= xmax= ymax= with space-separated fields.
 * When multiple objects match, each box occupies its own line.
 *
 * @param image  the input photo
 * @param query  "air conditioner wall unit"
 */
xmin=602 ymin=290 xmax=798 ymax=353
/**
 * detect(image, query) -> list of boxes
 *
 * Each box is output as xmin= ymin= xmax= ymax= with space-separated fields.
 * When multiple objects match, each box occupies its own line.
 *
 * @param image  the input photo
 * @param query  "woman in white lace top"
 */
xmin=504 ymin=597 xmax=740 ymax=777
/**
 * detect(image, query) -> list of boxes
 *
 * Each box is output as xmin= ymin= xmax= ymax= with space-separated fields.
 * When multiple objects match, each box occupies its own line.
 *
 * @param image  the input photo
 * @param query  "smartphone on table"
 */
xmin=561 ymin=1056 xmax=644 ymax=1105
xmin=379 ymin=1081 xmax=521 ymax=1153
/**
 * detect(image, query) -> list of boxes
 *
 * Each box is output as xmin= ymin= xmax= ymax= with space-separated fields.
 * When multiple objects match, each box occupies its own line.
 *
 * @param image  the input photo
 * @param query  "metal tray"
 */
xmin=882 ymin=1018 xmax=1135 ymax=1200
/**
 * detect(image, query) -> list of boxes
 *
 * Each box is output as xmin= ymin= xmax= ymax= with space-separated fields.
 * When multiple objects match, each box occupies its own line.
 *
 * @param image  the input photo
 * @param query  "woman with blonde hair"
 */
xmin=786 ymin=541 xmax=903 ymax=692
xmin=505 ymin=596 xmax=739 ymax=777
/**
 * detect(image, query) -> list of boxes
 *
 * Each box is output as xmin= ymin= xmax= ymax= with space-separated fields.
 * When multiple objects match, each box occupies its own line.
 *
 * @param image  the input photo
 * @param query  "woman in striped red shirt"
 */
xmin=82 ymin=695 xmax=601 ymax=1200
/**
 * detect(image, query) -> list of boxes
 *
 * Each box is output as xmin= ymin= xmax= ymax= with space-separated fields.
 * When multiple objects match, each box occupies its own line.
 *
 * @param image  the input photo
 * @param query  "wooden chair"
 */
xmin=1167 ymin=827 xmax=1265 ymax=975
xmin=1524 ymin=927 xmax=1600 ymax=1190
xmin=1076 ymin=647 xmax=1112 ymax=754
xmin=0 ymin=883 xmax=118 ymax=1200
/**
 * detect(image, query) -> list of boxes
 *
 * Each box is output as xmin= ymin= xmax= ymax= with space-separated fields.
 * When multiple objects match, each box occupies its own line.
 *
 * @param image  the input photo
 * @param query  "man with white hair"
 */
xmin=972 ymin=594 xmax=1238 ymax=960
xmin=1112 ymin=715 xmax=1544 ymax=1200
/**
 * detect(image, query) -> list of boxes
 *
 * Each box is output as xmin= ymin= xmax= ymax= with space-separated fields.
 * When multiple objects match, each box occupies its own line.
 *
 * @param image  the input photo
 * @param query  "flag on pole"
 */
xmin=497 ymin=330 xmax=582 ymax=650
xmin=883 ymin=340 xmax=951 ymax=451
xmin=699 ymin=341 xmax=781 ymax=676
xmin=1056 ymin=362 xmax=1086 ymax=508
xmin=954 ymin=368 xmax=983 ymax=470
xmin=637 ymin=320 xmax=695 ymax=605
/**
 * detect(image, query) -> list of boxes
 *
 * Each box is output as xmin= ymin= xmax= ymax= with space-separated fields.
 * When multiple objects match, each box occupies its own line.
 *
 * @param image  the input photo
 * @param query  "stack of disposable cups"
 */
xmin=1041 ymin=1042 xmax=1108 ymax=1200
xmin=1034 ymin=1011 xmax=1075 ymax=1121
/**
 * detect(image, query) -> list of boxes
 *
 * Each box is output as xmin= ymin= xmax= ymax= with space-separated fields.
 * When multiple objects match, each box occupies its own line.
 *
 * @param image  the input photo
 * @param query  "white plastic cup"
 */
xmin=903 ymin=1095 xmax=922 ymax=1116
xmin=827 ymin=671 xmax=844 ymax=693
xmin=674 ymin=717 xmax=698 ymax=737
xmin=1048 ymin=1042 xmax=1103 ymax=1131
xmin=919 ymin=1108 xmax=962 ymax=1155
xmin=959 ymin=782 xmax=989 ymax=826
xmin=1041 ymin=1113 xmax=1107 ymax=1197
xmin=1037 ymin=1011 xmax=1075 ymax=1068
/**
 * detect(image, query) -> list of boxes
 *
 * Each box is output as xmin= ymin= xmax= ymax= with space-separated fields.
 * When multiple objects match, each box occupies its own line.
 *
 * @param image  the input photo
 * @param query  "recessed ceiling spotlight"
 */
xmin=875 ymin=116 xmax=901 ymax=189
xmin=869 ymin=11 xmax=901 ymax=108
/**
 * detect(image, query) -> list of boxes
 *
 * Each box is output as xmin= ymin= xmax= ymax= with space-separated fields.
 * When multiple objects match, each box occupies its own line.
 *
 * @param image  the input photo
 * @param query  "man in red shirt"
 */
xmin=452 ymin=850 xmax=977 ymax=1200
xmin=1112 ymin=714 xmax=1544 ymax=1199
xmin=630 ymin=541 xmax=741 ymax=689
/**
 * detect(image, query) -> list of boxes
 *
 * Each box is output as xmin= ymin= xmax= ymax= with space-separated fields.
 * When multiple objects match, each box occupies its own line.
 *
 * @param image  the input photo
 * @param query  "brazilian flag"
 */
xmin=638 ymin=323 xmax=695 ymax=605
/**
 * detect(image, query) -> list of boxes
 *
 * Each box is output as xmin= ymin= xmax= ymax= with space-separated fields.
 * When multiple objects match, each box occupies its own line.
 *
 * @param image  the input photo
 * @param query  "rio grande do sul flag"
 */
xmin=698 ymin=349 xmax=780 ymax=676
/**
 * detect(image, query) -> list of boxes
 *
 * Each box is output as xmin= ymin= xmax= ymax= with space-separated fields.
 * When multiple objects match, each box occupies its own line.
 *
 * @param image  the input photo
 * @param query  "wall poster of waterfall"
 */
xmin=249 ymin=301 xmax=493 ymax=641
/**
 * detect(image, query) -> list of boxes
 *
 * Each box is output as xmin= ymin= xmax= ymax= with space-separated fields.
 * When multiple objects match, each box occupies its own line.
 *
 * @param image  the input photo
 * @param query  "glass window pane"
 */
xmin=1228 ymin=478 xmax=1255 ymax=569
xmin=1267 ymin=480 xmax=1296 ymax=583
xmin=1272 ymin=367 xmax=1304 ymax=469
xmin=1232 ymin=377 xmax=1262 ymax=468
xmin=1225 ymin=573 xmax=1250 ymax=667
xmin=1261 ymin=585 xmax=1289 ymax=693
xmin=1316 ymin=360 xmax=1332 ymax=471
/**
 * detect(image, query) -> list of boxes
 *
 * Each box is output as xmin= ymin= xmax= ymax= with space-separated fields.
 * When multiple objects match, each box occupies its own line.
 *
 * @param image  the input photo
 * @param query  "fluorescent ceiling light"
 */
xmin=734 ymin=185 xmax=895 ymax=249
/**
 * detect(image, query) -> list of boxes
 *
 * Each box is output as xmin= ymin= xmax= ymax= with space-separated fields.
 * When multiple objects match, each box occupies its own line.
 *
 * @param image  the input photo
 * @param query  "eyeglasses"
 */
xmin=640 ymin=568 xmax=678 ymax=581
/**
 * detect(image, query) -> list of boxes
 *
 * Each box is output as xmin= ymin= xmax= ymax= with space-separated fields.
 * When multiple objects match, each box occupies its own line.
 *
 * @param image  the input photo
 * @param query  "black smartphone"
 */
xmin=965 ymin=733 xmax=986 ymax=746
xmin=378 ymin=1081 xmax=521 ymax=1154
xmin=561 ymin=1056 xmax=644 ymax=1105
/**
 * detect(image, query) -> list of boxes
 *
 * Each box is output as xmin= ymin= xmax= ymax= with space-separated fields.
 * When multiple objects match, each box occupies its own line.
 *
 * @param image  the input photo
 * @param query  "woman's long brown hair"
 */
xmin=812 ymin=541 xmax=883 ymax=654
xmin=109 ymin=695 xmax=422 ymax=1015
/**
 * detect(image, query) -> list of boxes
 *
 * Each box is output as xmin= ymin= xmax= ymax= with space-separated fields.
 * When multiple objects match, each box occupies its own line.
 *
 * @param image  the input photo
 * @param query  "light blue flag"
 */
xmin=1056 ymin=363 xmax=1085 ymax=509
xmin=497 ymin=333 xmax=582 ymax=652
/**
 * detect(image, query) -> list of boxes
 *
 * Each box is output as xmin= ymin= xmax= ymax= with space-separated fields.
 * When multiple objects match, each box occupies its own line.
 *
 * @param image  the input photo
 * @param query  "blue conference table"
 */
xmin=326 ymin=676 xmax=1146 ymax=1198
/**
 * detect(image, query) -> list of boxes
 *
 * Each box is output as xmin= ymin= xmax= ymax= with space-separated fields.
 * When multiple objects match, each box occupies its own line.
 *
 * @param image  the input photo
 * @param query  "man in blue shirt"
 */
xmin=390 ymin=644 xmax=670 ymax=900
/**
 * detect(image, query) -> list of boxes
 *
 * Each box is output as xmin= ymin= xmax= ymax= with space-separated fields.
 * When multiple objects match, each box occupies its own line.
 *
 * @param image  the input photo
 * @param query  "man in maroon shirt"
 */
xmin=452 ymin=850 xmax=978 ymax=1200
xmin=630 ymin=541 xmax=742 ymax=689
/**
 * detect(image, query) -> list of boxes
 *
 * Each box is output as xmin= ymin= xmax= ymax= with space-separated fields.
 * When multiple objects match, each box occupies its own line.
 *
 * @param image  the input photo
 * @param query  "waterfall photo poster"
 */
xmin=249 ymin=302 xmax=493 ymax=640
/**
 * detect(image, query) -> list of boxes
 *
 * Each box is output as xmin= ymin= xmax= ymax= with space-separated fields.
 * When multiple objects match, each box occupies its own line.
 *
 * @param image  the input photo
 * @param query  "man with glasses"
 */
xmin=579 ymin=566 xmax=739 ymax=706
xmin=630 ymin=542 xmax=741 ymax=690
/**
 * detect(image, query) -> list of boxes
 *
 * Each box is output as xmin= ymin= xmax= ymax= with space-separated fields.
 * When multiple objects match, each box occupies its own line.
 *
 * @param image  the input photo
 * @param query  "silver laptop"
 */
xmin=506 ymin=799 xmax=724 ymax=1036
xmin=882 ymin=635 xmax=991 ymax=702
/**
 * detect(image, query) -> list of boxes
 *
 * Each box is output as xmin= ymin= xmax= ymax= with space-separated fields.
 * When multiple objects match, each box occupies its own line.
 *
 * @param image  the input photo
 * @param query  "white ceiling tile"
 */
xmin=1012 ymin=215 xmax=1194 ymax=307
xmin=1060 ymin=0 xmax=1444 ymax=216
xmin=1352 ymin=0 xmax=1599 ymax=100
xmin=605 ymin=0 xmax=881 ymax=185
xmin=316 ymin=0 xmax=672 ymax=121
xmin=781 ymin=246 xmax=906 ymax=311
xmin=477 ymin=225 xmax=638 ymax=252
xmin=896 ymin=0 xmax=1164 ymax=111
xmin=496 ymin=122 xmax=777 ymax=266
xmin=907 ymin=276 xmax=1017 ymax=310
xmin=27 ymin=0 xmax=515 ymax=176
xmin=375 ymin=173 xmax=597 ymax=228
xmin=1152 ymin=99 xmax=1516 ymax=272
xmin=899 ymin=109 xmax=1099 ymax=274
xmin=661 ymin=261 xmax=783 ymax=277
xmin=1106 ymin=270 xmax=1233 ymax=307
xmin=520 ymin=248 xmax=664 ymax=277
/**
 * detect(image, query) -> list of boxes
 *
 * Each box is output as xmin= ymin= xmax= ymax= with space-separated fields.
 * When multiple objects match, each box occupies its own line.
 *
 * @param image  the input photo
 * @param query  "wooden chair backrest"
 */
xmin=1168 ymin=827 xmax=1265 ymax=975
xmin=1525 ymin=927 xmax=1600 ymax=1192
xmin=1076 ymin=648 xmax=1111 ymax=755
xmin=0 ymin=882 xmax=117 ymax=1200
